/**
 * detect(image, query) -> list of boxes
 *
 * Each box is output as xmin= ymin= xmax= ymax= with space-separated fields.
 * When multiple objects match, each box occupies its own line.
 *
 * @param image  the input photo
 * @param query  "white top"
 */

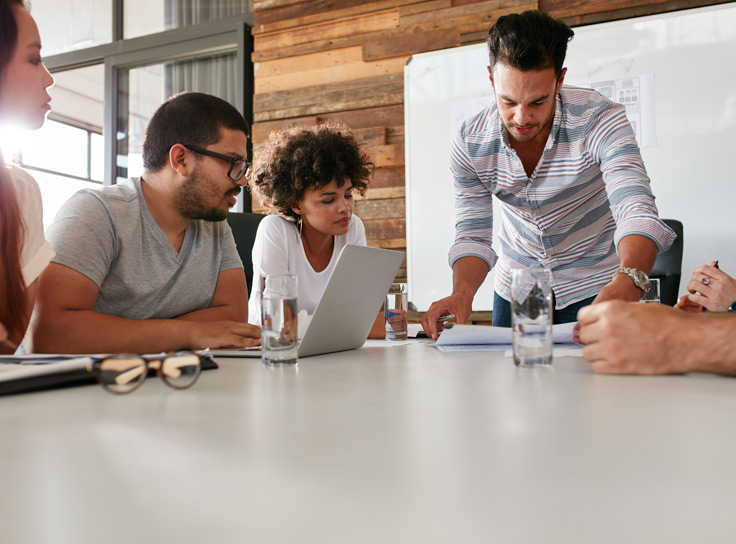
xmin=248 ymin=214 xmax=366 ymax=325
xmin=7 ymin=165 xmax=54 ymax=287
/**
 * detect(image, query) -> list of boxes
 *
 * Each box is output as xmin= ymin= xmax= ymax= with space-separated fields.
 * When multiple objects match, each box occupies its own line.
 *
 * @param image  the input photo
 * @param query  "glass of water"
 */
xmin=639 ymin=277 xmax=660 ymax=303
xmin=260 ymin=274 xmax=298 ymax=365
xmin=385 ymin=282 xmax=408 ymax=340
xmin=510 ymin=268 xmax=553 ymax=366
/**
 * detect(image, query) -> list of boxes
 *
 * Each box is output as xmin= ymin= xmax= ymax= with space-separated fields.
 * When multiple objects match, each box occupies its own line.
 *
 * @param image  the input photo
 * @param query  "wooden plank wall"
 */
xmin=250 ymin=0 xmax=726 ymax=282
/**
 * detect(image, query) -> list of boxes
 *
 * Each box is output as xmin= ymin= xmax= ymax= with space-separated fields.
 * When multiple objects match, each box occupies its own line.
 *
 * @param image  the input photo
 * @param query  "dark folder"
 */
xmin=0 ymin=352 xmax=218 ymax=396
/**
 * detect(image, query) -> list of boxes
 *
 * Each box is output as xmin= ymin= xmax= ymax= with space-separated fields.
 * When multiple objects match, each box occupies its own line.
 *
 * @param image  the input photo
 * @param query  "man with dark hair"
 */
xmin=30 ymin=92 xmax=260 ymax=353
xmin=422 ymin=10 xmax=675 ymax=337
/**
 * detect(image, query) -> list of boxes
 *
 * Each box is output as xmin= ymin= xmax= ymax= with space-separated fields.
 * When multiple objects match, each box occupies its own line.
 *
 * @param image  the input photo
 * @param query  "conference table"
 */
xmin=1 ymin=340 xmax=735 ymax=543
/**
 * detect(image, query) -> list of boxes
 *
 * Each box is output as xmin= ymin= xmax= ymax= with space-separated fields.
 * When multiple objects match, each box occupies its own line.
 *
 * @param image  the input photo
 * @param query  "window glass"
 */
xmin=124 ymin=0 xmax=252 ymax=39
xmin=32 ymin=0 xmax=112 ymax=55
xmin=119 ymin=52 xmax=238 ymax=181
xmin=0 ymin=64 xmax=106 ymax=229
xmin=22 ymin=120 xmax=89 ymax=179
xmin=90 ymin=133 xmax=105 ymax=182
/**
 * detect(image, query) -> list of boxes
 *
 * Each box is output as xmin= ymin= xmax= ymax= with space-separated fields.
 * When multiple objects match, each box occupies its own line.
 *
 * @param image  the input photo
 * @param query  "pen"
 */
xmin=714 ymin=260 xmax=720 ymax=269
xmin=437 ymin=314 xmax=455 ymax=324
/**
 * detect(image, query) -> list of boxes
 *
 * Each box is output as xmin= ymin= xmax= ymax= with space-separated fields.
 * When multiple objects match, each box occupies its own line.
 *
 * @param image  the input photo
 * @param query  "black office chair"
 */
xmin=650 ymin=219 xmax=683 ymax=306
xmin=226 ymin=212 xmax=267 ymax=296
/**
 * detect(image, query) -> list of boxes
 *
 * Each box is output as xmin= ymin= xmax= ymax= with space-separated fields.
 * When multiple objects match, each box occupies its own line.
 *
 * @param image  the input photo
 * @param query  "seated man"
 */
xmin=30 ymin=92 xmax=259 ymax=353
xmin=577 ymin=301 xmax=735 ymax=375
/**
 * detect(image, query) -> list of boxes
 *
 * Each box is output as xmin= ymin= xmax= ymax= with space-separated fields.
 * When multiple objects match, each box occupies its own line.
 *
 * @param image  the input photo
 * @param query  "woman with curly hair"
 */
xmin=247 ymin=123 xmax=384 ymax=336
xmin=0 ymin=0 xmax=55 ymax=353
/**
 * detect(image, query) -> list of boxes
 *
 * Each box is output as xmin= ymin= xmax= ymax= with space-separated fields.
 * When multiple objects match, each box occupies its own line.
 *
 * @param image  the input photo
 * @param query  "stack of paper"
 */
xmin=433 ymin=322 xmax=583 ymax=356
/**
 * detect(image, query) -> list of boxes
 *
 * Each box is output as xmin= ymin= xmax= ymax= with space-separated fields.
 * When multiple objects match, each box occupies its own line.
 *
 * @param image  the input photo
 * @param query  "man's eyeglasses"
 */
xmin=183 ymin=144 xmax=249 ymax=182
xmin=91 ymin=351 xmax=203 ymax=394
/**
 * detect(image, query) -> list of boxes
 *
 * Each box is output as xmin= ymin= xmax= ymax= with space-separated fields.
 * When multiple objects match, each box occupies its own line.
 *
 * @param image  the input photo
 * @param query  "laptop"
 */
xmin=214 ymin=244 xmax=405 ymax=358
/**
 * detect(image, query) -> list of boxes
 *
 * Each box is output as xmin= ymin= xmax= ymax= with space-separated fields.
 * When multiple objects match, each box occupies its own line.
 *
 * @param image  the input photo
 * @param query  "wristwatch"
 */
xmin=615 ymin=267 xmax=650 ymax=292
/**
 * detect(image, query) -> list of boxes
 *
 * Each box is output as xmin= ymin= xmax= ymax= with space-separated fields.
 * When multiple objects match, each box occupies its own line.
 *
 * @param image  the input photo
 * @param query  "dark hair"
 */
xmin=0 ymin=0 xmax=28 ymax=342
xmin=487 ymin=10 xmax=574 ymax=78
xmin=248 ymin=123 xmax=372 ymax=221
xmin=142 ymin=91 xmax=250 ymax=172
xmin=0 ymin=0 xmax=23 ymax=87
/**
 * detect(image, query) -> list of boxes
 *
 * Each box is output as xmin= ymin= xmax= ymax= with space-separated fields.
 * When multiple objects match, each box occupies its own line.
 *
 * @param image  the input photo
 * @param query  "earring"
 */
xmin=296 ymin=215 xmax=303 ymax=240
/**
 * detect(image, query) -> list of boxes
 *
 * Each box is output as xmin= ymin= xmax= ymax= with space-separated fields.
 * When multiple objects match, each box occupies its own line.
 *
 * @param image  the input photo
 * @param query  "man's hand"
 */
xmin=571 ymin=273 xmax=644 ymax=342
xmin=674 ymin=294 xmax=703 ymax=313
xmin=678 ymin=262 xmax=736 ymax=313
xmin=592 ymin=273 xmax=645 ymax=304
xmin=577 ymin=301 xmax=694 ymax=375
xmin=421 ymin=256 xmax=489 ymax=341
xmin=188 ymin=321 xmax=261 ymax=350
xmin=420 ymin=292 xmax=473 ymax=341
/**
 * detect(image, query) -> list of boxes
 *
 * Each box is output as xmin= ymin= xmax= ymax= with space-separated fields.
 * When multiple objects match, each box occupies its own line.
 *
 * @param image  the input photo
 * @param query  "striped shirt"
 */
xmin=449 ymin=86 xmax=675 ymax=309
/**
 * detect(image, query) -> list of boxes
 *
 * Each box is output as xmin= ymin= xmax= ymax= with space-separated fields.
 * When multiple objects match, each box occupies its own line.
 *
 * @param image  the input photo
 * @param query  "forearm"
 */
xmin=30 ymin=309 xmax=197 ymax=354
xmin=452 ymin=256 xmax=490 ymax=299
xmin=680 ymin=314 xmax=736 ymax=375
xmin=177 ymin=303 xmax=246 ymax=323
xmin=177 ymin=268 xmax=248 ymax=323
xmin=617 ymin=234 xmax=658 ymax=273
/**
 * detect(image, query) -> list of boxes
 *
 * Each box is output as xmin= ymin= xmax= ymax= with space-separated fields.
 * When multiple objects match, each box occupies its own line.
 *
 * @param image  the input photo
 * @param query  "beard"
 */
xmin=174 ymin=170 xmax=239 ymax=222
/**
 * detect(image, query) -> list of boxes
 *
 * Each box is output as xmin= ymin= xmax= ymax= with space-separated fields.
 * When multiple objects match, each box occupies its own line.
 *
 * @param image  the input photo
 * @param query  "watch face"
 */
xmin=633 ymin=270 xmax=649 ymax=287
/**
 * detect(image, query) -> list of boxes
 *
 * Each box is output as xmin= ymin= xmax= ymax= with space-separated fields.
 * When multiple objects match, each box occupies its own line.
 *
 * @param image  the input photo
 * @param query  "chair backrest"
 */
xmin=226 ymin=212 xmax=267 ymax=296
xmin=650 ymin=219 xmax=684 ymax=306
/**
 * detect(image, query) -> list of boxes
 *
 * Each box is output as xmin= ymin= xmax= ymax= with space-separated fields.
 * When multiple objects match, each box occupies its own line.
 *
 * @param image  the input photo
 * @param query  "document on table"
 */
xmin=433 ymin=322 xmax=582 ymax=355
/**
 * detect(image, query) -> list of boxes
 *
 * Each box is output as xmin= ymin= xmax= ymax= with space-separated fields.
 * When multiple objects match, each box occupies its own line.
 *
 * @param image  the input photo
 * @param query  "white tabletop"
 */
xmin=1 ymin=341 xmax=736 ymax=543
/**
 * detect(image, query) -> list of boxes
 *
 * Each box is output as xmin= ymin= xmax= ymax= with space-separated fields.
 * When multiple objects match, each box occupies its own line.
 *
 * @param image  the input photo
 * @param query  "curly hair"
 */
xmin=248 ymin=123 xmax=372 ymax=220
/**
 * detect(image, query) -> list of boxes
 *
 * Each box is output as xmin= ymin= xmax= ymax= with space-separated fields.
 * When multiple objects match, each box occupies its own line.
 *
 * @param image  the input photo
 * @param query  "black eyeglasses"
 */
xmin=91 ymin=351 xmax=203 ymax=394
xmin=183 ymin=144 xmax=249 ymax=182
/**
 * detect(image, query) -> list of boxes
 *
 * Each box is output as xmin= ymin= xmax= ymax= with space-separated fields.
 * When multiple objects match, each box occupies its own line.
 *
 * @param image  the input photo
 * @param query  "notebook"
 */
xmin=213 ymin=244 xmax=405 ymax=358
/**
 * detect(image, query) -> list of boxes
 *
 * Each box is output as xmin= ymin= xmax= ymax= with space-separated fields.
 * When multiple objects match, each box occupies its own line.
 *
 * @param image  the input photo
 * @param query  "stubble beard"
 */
xmin=175 ymin=172 xmax=229 ymax=222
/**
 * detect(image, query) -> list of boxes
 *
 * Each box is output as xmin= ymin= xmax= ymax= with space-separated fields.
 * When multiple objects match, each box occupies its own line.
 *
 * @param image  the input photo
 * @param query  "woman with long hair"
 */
xmin=0 ymin=0 xmax=55 ymax=353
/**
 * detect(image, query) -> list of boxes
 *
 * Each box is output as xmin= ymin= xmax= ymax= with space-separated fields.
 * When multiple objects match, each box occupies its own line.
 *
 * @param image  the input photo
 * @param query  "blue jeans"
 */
xmin=492 ymin=292 xmax=596 ymax=327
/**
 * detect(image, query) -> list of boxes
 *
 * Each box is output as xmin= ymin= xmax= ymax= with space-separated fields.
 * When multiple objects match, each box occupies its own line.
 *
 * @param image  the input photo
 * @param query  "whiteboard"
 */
xmin=405 ymin=3 xmax=736 ymax=312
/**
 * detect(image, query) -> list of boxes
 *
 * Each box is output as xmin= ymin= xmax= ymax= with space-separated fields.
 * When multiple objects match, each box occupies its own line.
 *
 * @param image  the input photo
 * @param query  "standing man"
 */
xmin=30 ymin=92 xmax=260 ymax=353
xmin=422 ymin=10 xmax=675 ymax=338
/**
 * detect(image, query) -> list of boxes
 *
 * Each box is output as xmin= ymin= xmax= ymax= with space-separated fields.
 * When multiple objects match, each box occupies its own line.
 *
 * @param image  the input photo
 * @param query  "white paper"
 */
xmin=435 ymin=322 xmax=576 ymax=347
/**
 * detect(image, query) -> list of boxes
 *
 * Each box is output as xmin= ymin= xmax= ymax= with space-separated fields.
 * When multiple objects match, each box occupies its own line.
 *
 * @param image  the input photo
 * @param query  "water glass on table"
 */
xmin=639 ymin=277 xmax=660 ymax=303
xmin=260 ymin=274 xmax=298 ymax=365
xmin=510 ymin=268 xmax=553 ymax=366
xmin=385 ymin=282 xmax=408 ymax=341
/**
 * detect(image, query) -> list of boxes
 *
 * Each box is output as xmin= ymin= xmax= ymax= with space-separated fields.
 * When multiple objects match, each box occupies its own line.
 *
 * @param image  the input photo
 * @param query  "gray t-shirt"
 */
xmin=46 ymin=177 xmax=243 ymax=320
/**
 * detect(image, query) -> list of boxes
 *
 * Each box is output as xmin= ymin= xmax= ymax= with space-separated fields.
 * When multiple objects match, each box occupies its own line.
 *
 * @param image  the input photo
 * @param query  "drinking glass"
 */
xmin=510 ymin=268 xmax=553 ymax=366
xmin=640 ymin=278 xmax=660 ymax=303
xmin=260 ymin=275 xmax=298 ymax=365
xmin=385 ymin=282 xmax=408 ymax=341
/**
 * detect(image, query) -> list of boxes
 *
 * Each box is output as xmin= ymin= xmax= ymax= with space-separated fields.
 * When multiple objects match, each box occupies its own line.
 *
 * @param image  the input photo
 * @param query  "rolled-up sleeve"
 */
xmin=448 ymin=123 xmax=497 ymax=270
xmin=590 ymin=102 xmax=676 ymax=252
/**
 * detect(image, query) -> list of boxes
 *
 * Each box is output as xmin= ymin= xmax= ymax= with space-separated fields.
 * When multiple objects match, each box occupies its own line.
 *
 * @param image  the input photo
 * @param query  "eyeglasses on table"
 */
xmin=91 ymin=351 xmax=203 ymax=395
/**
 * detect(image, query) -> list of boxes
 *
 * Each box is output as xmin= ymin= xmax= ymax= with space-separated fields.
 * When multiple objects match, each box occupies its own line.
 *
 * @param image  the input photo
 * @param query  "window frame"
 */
xmin=41 ymin=1 xmax=254 ymax=209
xmin=16 ymin=115 xmax=104 ymax=185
